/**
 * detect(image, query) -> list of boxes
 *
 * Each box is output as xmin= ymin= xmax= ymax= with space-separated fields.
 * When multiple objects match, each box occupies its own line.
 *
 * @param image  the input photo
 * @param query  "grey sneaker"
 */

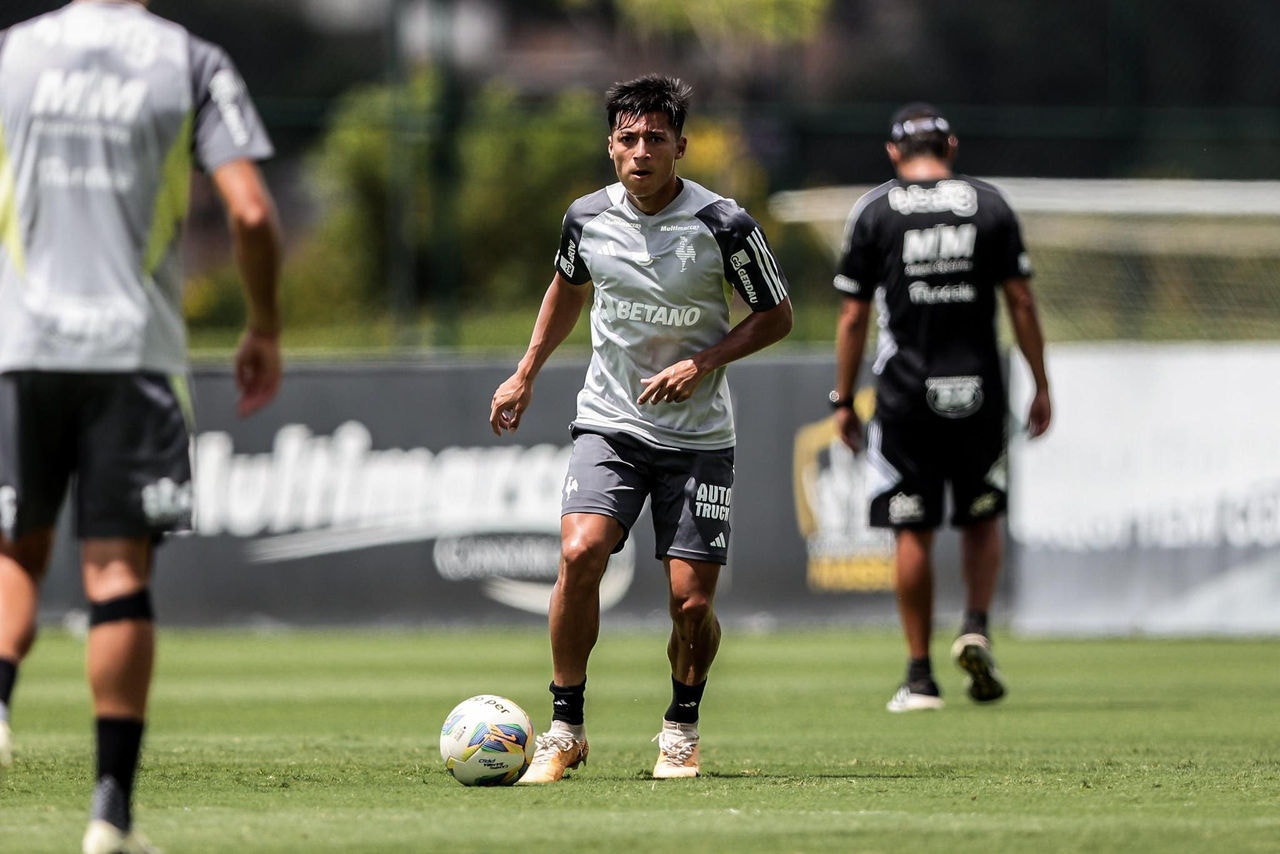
xmin=886 ymin=679 xmax=944 ymax=713
xmin=951 ymin=633 xmax=1006 ymax=703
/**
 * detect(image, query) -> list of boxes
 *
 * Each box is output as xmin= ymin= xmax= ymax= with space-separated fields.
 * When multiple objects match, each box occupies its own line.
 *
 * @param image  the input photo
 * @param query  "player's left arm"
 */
xmin=638 ymin=205 xmax=793 ymax=405
xmin=1002 ymin=276 xmax=1052 ymax=438
xmin=213 ymin=158 xmax=283 ymax=419
xmin=192 ymin=37 xmax=281 ymax=418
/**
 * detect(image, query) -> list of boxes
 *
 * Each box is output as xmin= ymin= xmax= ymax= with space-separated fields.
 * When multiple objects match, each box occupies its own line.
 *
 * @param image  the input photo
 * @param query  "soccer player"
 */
xmin=0 ymin=2 xmax=281 ymax=851
xmin=489 ymin=75 xmax=792 ymax=781
xmin=830 ymin=103 xmax=1051 ymax=713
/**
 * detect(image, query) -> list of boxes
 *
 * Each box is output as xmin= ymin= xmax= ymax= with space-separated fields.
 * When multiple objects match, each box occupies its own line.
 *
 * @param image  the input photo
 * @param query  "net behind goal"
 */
xmin=770 ymin=178 xmax=1280 ymax=343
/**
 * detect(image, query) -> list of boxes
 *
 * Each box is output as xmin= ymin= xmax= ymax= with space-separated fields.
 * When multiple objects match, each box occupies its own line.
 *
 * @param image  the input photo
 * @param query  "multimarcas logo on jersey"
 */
xmin=191 ymin=421 xmax=635 ymax=615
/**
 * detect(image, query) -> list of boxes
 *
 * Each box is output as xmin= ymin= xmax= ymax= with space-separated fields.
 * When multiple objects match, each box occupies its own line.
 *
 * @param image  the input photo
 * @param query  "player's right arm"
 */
xmin=212 ymin=158 xmax=283 ymax=418
xmin=831 ymin=191 xmax=881 ymax=452
xmin=833 ymin=295 xmax=872 ymax=452
xmin=489 ymin=273 xmax=590 ymax=435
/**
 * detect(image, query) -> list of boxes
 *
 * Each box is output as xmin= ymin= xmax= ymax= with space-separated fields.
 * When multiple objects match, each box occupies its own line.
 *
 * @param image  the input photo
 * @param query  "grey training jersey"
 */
xmin=0 ymin=1 xmax=274 ymax=373
xmin=555 ymin=179 xmax=789 ymax=450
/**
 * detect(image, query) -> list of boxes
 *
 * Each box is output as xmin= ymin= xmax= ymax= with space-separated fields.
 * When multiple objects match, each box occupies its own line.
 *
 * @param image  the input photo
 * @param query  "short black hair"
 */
xmin=888 ymin=102 xmax=953 ymax=160
xmin=606 ymin=75 xmax=693 ymax=135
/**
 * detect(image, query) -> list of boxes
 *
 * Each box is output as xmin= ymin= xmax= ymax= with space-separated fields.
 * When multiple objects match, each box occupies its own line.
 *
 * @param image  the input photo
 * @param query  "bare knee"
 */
xmin=559 ymin=533 xmax=612 ymax=593
xmin=0 ymin=533 xmax=52 ymax=660
xmin=670 ymin=592 xmax=714 ymax=629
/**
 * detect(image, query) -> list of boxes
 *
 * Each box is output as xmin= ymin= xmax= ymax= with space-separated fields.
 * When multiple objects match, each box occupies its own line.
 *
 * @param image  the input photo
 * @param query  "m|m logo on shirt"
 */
xmin=31 ymin=70 xmax=148 ymax=123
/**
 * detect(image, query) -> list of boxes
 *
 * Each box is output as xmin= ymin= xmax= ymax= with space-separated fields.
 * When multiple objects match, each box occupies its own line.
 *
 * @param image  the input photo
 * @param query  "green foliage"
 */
xmin=454 ymin=85 xmax=608 ymax=307
xmin=4 ymin=629 xmax=1279 ymax=852
xmin=187 ymin=72 xmax=800 ymax=345
xmin=565 ymin=0 xmax=833 ymax=42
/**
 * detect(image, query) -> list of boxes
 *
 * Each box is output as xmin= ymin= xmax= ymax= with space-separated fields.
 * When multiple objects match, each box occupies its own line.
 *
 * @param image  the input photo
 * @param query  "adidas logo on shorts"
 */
xmin=709 ymin=532 xmax=727 ymax=549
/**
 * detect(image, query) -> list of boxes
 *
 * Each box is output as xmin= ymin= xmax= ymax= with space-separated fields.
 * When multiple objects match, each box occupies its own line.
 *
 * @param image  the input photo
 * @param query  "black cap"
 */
xmin=889 ymin=102 xmax=952 ymax=141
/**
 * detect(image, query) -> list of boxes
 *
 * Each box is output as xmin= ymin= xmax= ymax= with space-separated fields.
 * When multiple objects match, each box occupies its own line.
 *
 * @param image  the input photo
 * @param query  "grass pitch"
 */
xmin=2 ymin=626 xmax=1277 ymax=853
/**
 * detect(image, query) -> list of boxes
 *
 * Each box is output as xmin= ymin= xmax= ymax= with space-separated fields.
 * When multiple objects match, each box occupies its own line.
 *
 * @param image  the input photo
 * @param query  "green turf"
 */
xmin=2 ymin=627 xmax=1277 ymax=853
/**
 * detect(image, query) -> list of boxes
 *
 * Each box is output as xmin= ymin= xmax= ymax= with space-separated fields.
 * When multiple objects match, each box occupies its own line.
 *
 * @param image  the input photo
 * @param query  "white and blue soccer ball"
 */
xmin=439 ymin=694 xmax=535 ymax=786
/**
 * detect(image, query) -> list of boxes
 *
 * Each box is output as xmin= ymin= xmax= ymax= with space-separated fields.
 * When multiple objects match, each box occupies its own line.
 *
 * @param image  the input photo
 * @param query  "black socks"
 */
xmin=94 ymin=717 xmax=145 ymax=831
xmin=907 ymin=656 xmax=935 ymax=691
xmin=961 ymin=610 xmax=990 ymax=637
xmin=665 ymin=676 xmax=707 ymax=724
xmin=549 ymin=681 xmax=586 ymax=726
xmin=0 ymin=658 xmax=16 ymax=719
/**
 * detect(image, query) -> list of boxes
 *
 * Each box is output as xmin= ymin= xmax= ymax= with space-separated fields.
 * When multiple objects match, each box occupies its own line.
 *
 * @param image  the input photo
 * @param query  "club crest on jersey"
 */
xmin=675 ymin=236 xmax=696 ymax=271
xmin=925 ymin=376 xmax=983 ymax=418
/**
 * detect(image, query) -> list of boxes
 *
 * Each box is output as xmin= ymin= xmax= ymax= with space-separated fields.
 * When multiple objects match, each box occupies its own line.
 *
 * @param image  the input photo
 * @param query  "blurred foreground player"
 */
xmin=0 ymin=2 xmax=281 ymax=850
xmin=830 ymin=103 xmax=1051 ymax=712
xmin=490 ymin=75 xmax=792 ymax=780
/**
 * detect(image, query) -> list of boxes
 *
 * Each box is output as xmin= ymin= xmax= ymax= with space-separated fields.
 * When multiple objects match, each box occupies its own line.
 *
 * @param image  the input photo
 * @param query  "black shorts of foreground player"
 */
xmin=0 ymin=3 xmax=282 ymax=852
xmin=830 ymin=103 xmax=1051 ymax=714
xmin=490 ymin=74 xmax=792 ymax=782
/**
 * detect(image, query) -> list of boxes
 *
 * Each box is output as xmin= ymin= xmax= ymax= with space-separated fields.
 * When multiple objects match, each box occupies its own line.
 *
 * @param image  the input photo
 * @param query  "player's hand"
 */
xmin=1026 ymin=388 xmax=1052 ymax=439
xmin=490 ymin=375 xmax=531 ymax=435
xmin=835 ymin=406 xmax=864 ymax=453
xmin=233 ymin=328 xmax=282 ymax=418
xmin=637 ymin=359 xmax=702 ymax=405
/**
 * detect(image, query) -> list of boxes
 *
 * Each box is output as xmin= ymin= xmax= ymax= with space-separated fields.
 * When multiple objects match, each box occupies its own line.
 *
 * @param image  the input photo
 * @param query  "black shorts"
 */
xmin=0 ymin=371 xmax=194 ymax=541
xmin=864 ymin=414 xmax=1007 ymax=530
xmin=562 ymin=426 xmax=735 ymax=564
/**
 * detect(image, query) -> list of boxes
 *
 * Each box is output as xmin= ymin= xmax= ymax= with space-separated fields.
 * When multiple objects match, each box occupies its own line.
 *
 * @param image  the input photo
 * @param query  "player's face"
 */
xmin=608 ymin=112 xmax=686 ymax=214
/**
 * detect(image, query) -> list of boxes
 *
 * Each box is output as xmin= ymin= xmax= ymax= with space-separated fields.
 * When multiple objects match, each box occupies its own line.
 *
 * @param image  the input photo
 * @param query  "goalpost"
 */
xmin=770 ymin=178 xmax=1280 ymax=342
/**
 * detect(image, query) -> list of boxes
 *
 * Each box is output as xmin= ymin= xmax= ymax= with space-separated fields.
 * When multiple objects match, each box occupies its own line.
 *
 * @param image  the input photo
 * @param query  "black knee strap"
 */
xmin=89 ymin=590 xmax=154 ymax=627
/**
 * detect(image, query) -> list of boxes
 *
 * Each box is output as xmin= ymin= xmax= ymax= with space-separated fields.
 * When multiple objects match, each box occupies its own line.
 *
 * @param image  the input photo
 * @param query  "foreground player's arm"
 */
xmin=1002 ymin=276 xmax=1052 ymax=438
xmin=490 ymin=273 xmax=590 ymax=435
xmin=637 ymin=296 xmax=793 ymax=405
xmin=212 ymin=158 xmax=283 ymax=418
xmin=833 ymin=295 xmax=872 ymax=452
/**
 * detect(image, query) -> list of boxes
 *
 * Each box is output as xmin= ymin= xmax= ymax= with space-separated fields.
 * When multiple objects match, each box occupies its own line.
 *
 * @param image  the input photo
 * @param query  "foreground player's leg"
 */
xmin=519 ymin=514 xmax=618 ymax=784
xmin=887 ymin=528 xmax=944 ymax=712
xmin=0 ymin=528 xmax=54 ymax=769
xmin=81 ymin=539 xmax=160 ymax=854
xmin=951 ymin=518 xmax=1006 ymax=703
xmin=653 ymin=558 xmax=720 ymax=779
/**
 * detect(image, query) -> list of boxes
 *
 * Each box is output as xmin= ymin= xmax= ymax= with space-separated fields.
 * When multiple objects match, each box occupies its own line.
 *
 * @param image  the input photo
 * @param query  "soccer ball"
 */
xmin=439 ymin=694 xmax=535 ymax=786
